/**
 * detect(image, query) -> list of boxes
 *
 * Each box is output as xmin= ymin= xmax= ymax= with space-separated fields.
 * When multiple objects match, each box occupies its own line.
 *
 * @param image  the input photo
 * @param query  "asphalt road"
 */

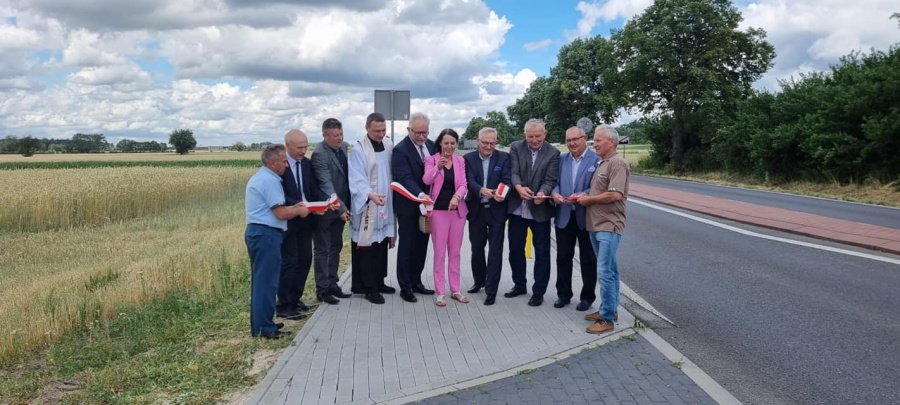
xmin=621 ymin=201 xmax=900 ymax=404
xmin=631 ymin=176 xmax=900 ymax=230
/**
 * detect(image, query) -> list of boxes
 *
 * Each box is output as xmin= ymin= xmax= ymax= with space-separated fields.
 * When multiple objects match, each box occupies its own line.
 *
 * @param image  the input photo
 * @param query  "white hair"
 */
xmin=595 ymin=124 xmax=619 ymax=143
xmin=524 ymin=118 xmax=546 ymax=132
xmin=408 ymin=112 xmax=430 ymax=127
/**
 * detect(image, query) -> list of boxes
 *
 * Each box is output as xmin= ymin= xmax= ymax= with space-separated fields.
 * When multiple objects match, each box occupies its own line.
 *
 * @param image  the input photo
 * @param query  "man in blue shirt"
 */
xmin=245 ymin=144 xmax=310 ymax=339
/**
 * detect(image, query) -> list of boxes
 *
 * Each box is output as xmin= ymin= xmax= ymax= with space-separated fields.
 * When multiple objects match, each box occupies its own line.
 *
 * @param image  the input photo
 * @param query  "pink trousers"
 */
xmin=430 ymin=210 xmax=466 ymax=296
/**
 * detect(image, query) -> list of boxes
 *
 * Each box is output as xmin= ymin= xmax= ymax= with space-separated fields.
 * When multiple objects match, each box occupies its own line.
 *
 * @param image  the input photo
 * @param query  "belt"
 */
xmin=248 ymin=223 xmax=284 ymax=232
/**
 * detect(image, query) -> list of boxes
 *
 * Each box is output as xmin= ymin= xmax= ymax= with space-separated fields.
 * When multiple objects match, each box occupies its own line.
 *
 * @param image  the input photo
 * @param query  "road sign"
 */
xmin=374 ymin=90 xmax=411 ymax=141
xmin=374 ymin=90 xmax=410 ymax=120
xmin=576 ymin=117 xmax=593 ymax=135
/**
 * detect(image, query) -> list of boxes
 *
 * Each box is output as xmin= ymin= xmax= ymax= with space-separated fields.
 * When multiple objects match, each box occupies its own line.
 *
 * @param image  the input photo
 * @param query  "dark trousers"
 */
xmin=555 ymin=218 xmax=597 ymax=303
xmin=313 ymin=212 xmax=345 ymax=295
xmin=508 ymin=214 xmax=552 ymax=296
xmin=350 ymin=239 xmax=388 ymax=294
xmin=468 ymin=207 xmax=506 ymax=296
xmin=276 ymin=224 xmax=313 ymax=311
xmin=245 ymin=224 xmax=283 ymax=337
xmin=396 ymin=213 xmax=430 ymax=292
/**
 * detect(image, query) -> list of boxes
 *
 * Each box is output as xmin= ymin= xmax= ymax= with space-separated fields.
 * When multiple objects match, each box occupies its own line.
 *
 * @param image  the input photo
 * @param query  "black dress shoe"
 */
xmin=400 ymin=290 xmax=418 ymax=303
xmin=276 ymin=322 xmax=285 ymax=330
xmin=276 ymin=309 xmax=307 ymax=320
xmin=467 ymin=284 xmax=483 ymax=294
xmin=527 ymin=295 xmax=543 ymax=307
xmin=412 ymin=284 xmax=435 ymax=295
xmin=378 ymin=284 xmax=396 ymax=294
xmin=330 ymin=288 xmax=352 ymax=298
xmin=553 ymin=298 xmax=570 ymax=309
xmin=576 ymin=300 xmax=593 ymax=312
xmin=317 ymin=293 xmax=339 ymax=305
xmin=259 ymin=330 xmax=292 ymax=340
xmin=484 ymin=294 xmax=496 ymax=306
xmin=365 ymin=292 xmax=385 ymax=304
xmin=297 ymin=300 xmax=312 ymax=311
xmin=503 ymin=287 xmax=527 ymax=298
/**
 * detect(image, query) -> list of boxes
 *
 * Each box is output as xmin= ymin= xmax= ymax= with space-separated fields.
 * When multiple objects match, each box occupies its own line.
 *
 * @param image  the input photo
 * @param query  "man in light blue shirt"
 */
xmin=245 ymin=144 xmax=310 ymax=339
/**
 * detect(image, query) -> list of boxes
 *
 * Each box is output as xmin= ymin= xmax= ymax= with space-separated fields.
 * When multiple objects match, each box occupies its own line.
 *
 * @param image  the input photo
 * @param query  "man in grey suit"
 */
xmin=550 ymin=126 xmax=599 ymax=311
xmin=505 ymin=118 xmax=560 ymax=307
xmin=309 ymin=118 xmax=353 ymax=305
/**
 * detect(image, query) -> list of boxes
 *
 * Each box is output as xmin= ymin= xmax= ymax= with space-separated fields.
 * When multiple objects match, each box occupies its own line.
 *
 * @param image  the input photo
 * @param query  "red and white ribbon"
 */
xmin=391 ymin=181 xmax=434 ymax=215
xmin=307 ymin=194 xmax=340 ymax=212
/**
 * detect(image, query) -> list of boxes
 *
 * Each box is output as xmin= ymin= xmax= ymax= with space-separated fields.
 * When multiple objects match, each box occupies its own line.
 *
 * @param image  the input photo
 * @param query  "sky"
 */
xmin=1 ymin=0 xmax=898 ymax=146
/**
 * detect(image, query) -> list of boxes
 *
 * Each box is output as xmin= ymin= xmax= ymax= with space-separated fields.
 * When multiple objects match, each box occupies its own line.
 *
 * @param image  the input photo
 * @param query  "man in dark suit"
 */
xmin=391 ymin=112 xmax=437 ymax=303
xmin=550 ymin=127 xmax=600 ymax=311
xmin=463 ymin=127 xmax=511 ymax=306
xmin=309 ymin=118 xmax=353 ymax=305
xmin=276 ymin=129 xmax=326 ymax=320
xmin=505 ymin=118 xmax=560 ymax=307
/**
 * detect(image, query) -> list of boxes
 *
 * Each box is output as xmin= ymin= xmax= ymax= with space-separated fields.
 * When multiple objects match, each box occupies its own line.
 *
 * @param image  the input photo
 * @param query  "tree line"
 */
xmin=1 ymin=128 xmax=279 ymax=157
xmin=465 ymin=0 xmax=899 ymax=184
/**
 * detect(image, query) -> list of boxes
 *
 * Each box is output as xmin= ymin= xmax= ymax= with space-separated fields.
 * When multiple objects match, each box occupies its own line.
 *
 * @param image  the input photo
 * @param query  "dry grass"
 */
xmin=649 ymin=171 xmax=900 ymax=208
xmin=0 ymin=167 xmax=255 ymax=363
xmin=0 ymin=167 xmax=252 ymax=231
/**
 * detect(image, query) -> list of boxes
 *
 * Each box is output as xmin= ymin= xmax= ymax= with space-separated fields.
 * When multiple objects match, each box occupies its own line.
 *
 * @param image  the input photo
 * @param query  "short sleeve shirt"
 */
xmin=245 ymin=166 xmax=288 ymax=230
xmin=586 ymin=153 xmax=630 ymax=234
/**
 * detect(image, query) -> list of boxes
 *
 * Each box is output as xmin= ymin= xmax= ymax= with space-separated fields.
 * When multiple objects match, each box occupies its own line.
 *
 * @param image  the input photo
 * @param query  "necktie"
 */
xmin=295 ymin=161 xmax=305 ymax=201
xmin=418 ymin=145 xmax=426 ymax=162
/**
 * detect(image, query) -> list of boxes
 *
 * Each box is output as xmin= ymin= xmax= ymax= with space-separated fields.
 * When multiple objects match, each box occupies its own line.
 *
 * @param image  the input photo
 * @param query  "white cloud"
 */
xmin=0 ymin=0 xmax=519 ymax=144
xmin=0 ymin=24 xmax=43 ymax=52
xmin=68 ymin=63 xmax=151 ymax=86
xmin=523 ymin=39 xmax=552 ymax=52
xmin=740 ymin=0 xmax=900 ymax=91
xmin=567 ymin=0 xmax=653 ymax=39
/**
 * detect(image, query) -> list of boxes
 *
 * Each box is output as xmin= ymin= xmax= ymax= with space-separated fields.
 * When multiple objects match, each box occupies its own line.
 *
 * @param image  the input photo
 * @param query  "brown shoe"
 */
xmin=584 ymin=311 xmax=618 ymax=322
xmin=586 ymin=320 xmax=614 ymax=334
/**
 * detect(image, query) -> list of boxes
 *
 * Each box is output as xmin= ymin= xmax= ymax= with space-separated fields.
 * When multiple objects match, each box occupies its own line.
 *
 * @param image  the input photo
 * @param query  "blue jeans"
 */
xmin=508 ymin=215 xmax=552 ymax=296
xmin=590 ymin=231 xmax=621 ymax=323
xmin=245 ymin=224 xmax=283 ymax=337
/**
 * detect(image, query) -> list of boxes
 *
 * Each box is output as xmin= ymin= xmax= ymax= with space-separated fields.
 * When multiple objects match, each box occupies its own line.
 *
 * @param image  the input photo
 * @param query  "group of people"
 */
xmin=243 ymin=112 xmax=630 ymax=340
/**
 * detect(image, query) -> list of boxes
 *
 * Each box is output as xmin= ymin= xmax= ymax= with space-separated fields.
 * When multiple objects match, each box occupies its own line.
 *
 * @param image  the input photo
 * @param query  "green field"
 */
xmin=0 ymin=156 xmax=350 ymax=404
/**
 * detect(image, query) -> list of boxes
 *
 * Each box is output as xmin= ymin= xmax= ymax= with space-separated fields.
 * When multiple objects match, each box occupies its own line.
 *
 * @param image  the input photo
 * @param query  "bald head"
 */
xmin=284 ymin=129 xmax=309 ymax=160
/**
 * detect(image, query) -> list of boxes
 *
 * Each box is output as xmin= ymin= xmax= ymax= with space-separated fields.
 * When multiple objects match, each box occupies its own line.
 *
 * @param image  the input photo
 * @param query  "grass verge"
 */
xmin=0 ymin=220 xmax=351 ymax=405
xmin=634 ymin=168 xmax=900 ymax=208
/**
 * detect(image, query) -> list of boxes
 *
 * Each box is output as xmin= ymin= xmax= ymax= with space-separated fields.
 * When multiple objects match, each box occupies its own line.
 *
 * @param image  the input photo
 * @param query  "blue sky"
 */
xmin=1 ymin=0 xmax=898 ymax=145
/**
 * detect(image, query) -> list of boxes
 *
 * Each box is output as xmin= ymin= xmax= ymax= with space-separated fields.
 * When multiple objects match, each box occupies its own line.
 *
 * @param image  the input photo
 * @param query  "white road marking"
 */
xmin=632 ymin=199 xmax=900 ymax=266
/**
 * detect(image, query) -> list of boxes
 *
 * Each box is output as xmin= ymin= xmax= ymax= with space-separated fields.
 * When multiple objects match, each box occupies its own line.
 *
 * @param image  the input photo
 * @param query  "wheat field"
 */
xmin=0 ymin=166 xmax=255 ymax=362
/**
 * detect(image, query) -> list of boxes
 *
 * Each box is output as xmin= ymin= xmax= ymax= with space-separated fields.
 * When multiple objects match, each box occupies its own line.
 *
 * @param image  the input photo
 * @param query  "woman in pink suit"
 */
xmin=423 ymin=128 xmax=469 ymax=307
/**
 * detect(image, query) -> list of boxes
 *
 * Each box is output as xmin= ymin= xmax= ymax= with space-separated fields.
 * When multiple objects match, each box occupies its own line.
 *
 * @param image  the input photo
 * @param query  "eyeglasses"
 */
xmin=565 ymin=136 xmax=585 ymax=144
xmin=408 ymin=128 xmax=429 ymax=137
xmin=480 ymin=141 xmax=497 ymax=146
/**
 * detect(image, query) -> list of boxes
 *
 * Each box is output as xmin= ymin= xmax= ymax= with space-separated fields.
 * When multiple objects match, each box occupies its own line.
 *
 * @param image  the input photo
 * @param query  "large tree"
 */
xmin=72 ymin=133 xmax=108 ymax=153
xmin=507 ymin=38 xmax=619 ymax=143
xmin=507 ymin=76 xmax=552 ymax=135
xmin=462 ymin=110 xmax=516 ymax=146
xmin=611 ymin=0 xmax=775 ymax=171
xmin=18 ymin=136 xmax=42 ymax=157
xmin=169 ymin=129 xmax=197 ymax=155
xmin=546 ymin=36 xmax=620 ymax=130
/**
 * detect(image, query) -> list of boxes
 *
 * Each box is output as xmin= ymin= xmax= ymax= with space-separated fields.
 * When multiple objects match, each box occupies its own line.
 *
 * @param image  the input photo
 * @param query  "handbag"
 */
xmin=418 ymin=215 xmax=431 ymax=234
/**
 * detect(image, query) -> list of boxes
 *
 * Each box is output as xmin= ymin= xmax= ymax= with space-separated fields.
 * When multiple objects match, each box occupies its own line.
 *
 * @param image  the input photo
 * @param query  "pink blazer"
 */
xmin=423 ymin=154 xmax=468 ymax=219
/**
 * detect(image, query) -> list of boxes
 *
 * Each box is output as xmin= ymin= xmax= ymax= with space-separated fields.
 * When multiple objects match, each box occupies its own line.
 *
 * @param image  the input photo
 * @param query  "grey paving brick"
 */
xmin=251 ymin=229 xmax=725 ymax=405
xmin=407 ymin=334 xmax=716 ymax=405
